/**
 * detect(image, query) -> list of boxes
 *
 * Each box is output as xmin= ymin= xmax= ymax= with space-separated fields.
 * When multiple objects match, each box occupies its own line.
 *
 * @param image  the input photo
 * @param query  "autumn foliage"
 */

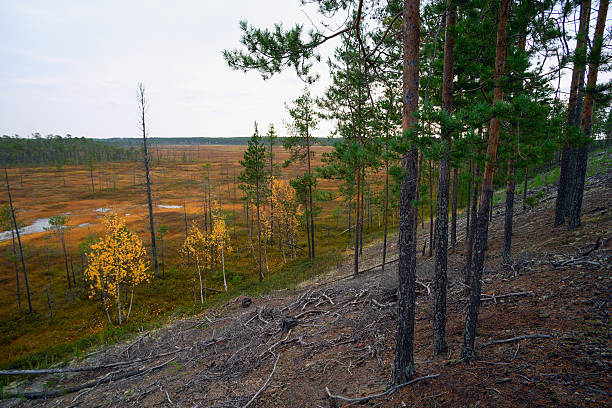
xmin=269 ymin=177 xmax=302 ymax=262
xmin=84 ymin=213 xmax=150 ymax=325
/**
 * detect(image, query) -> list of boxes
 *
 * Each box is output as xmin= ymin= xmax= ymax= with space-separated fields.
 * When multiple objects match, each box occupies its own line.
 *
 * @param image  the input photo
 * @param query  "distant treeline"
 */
xmin=1 ymin=134 xmax=139 ymax=167
xmin=96 ymin=136 xmax=336 ymax=147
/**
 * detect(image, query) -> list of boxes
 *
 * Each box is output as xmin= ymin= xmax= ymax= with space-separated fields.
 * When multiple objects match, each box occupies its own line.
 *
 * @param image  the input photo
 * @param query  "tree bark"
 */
xmin=354 ymin=169 xmax=361 ymax=276
xmin=306 ymin=127 xmax=315 ymax=258
xmin=256 ymin=178 xmax=264 ymax=282
xmin=554 ymin=0 xmax=591 ymax=226
xmin=464 ymin=163 xmax=480 ymax=289
xmin=391 ymin=0 xmax=420 ymax=385
xmin=503 ymin=161 xmax=515 ymax=264
xmin=451 ymin=166 xmax=459 ymax=252
xmin=568 ymin=0 xmax=608 ymax=230
xmin=462 ymin=0 xmax=510 ymax=362
xmin=382 ymin=160 xmax=389 ymax=273
xmin=522 ymin=167 xmax=528 ymax=211
xmin=433 ymin=1 xmax=456 ymax=356
xmin=429 ymin=160 xmax=434 ymax=257
xmin=465 ymin=159 xmax=472 ymax=247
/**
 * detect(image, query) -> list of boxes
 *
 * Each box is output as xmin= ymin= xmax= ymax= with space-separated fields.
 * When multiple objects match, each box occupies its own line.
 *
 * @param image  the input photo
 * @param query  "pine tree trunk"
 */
xmin=429 ymin=160 xmax=434 ymax=257
xmin=306 ymin=129 xmax=315 ymax=258
xmin=418 ymin=151 xmax=424 ymax=229
xmin=305 ymin=198 xmax=312 ymax=258
xmin=451 ymin=167 xmax=458 ymax=252
xmin=354 ymin=170 xmax=361 ymax=276
xmin=382 ymin=161 xmax=389 ymax=273
xmin=522 ymin=167 xmax=528 ymax=211
xmin=433 ymin=152 xmax=450 ymax=355
xmin=465 ymin=159 xmax=472 ymax=247
xmin=256 ymin=180 xmax=264 ymax=282
xmin=568 ymin=0 xmax=608 ymax=230
xmin=359 ymin=178 xmax=364 ymax=256
xmin=391 ymin=0 xmax=419 ymax=385
xmin=554 ymin=0 xmax=591 ymax=226
xmin=462 ymin=0 xmax=510 ymax=362
xmin=503 ymin=161 xmax=515 ymax=264
xmin=433 ymin=2 xmax=456 ymax=356
xmin=464 ymin=164 xmax=480 ymax=289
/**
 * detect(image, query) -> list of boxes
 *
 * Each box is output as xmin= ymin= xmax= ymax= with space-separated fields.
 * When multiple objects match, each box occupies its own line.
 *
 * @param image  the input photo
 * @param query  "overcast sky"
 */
xmin=1 ymin=2 xmax=609 ymax=139
xmin=0 ymin=0 xmax=336 ymax=139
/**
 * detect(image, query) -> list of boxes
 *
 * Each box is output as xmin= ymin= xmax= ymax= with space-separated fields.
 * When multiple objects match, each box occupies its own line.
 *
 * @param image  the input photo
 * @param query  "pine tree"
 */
xmin=239 ymin=123 xmax=269 ymax=282
xmin=284 ymin=89 xmax=320 ymax=259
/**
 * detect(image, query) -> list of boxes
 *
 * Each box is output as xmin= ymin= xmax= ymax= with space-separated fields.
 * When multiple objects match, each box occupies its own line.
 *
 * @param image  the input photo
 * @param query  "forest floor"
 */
xmin=2 ymin=168 xmax=611 ymax=407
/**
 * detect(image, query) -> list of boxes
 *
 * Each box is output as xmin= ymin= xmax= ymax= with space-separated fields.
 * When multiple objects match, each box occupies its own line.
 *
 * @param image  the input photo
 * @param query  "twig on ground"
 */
xmin=480 ymin=334 xmax=552 ymax=348
xmin=243 ymin=353 xmax=281 ymax=408
xmin=325 ymin=374 xmax=440 ymax=404
xmin=480 ymin=291 xmax=532 ymax=303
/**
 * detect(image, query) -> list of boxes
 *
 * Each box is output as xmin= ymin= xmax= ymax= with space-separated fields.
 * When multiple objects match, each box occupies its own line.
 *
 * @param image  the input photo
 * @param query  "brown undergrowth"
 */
xmin=2 ymin=170 xmax=610 ymax=407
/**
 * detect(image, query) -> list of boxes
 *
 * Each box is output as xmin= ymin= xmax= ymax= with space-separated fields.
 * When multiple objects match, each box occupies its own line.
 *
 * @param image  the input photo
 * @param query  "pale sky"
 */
xmin=1 ymin=1 xmax=608 ymax=139
xmin=0 ymin=0 xmax=336 ymax=139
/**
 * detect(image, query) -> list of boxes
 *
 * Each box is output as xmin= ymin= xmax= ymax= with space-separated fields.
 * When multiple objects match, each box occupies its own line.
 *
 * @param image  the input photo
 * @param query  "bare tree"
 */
xmin=138 ymin=83 xmax=159 ymax=277
xmin=4 ymin=168 xmax=32 ymax=312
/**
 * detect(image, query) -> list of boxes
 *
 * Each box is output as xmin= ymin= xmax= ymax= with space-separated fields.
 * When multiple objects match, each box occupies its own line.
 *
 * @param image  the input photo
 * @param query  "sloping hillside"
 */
xmin=3 ymin=170 xmax=611 ymax=407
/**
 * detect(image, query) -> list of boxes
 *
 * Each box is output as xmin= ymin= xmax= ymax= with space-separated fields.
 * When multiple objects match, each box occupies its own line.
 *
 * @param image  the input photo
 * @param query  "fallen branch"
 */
xmin=243 ymin=353 xmax=281 ymax=408
xmin=294 ymin=309 xmax=326 ymax=320
xmin=325 ymin=374 xmax=440 ymax=404
xmin=480 ymin=334 xmax=552 ymax=348
xmin=0 ymin=349 xmax=182 ymax=376
xmin=480 ymin=291 xmax=532 ymax=303
xmin=1 ymin=357 xmax=176 ymax=399
xmin=417 ymin=280 xmax=431 ymax=295
xmin=358 ymin=258 xmax=399 ymax=274
xmin=335 ymin=226 xmax=355 ymax=237
xmin=579 ymin=235 xmax=602 ymax=257
xmin=203 ymin=286 xmax=224 ymax=293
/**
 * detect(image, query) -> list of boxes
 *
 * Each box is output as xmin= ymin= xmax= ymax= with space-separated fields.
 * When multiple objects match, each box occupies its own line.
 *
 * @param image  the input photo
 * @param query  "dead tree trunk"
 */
xmin=138 ymin=83 xmax=159 ymax=277
xmin=4 ymin=168 xmax=32 ymax=313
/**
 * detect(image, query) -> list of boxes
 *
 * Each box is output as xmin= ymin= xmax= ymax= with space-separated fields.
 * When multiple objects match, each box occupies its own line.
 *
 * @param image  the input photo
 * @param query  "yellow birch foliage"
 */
xmin=210 ymin=214 xmax=232 ymax=255
xmin=270 ymin=177 xmax=302 ymax=241
xmin=182 ymin=221 xmax=209 ymax=264
xmin=84 ymin=213 xmax=150 ymax=306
